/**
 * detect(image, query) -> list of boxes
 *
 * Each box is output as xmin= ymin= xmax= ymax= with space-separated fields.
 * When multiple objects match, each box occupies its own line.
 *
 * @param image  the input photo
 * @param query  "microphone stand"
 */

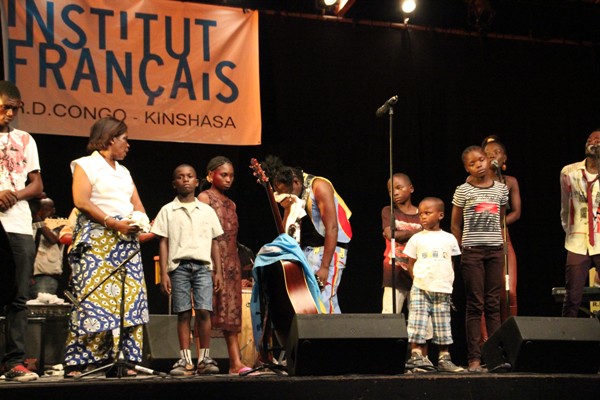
xmin=65 ymin=249 xmax=167 ymax=379
xmin=387 ymin=104 xmax=398 ymax=314
xmin=495 ymin=166 xmax=510 ymax=320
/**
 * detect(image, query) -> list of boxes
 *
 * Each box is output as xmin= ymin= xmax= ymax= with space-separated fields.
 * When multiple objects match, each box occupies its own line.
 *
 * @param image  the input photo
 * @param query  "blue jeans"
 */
xmin=2 ymin=233 xmax=35 ymax=368
xmin=169 ymin=260 xmax=213 ymax=313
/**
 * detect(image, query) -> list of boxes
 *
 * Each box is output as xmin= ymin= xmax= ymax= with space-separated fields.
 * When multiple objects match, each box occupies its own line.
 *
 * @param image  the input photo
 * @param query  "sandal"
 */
xmin=64 ymin=367 xmax=84 ymax=378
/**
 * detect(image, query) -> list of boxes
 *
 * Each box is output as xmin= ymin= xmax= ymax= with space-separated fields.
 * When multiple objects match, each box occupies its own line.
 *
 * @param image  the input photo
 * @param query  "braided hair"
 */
xmin=199 ymin=156 xmax=232 ymax=191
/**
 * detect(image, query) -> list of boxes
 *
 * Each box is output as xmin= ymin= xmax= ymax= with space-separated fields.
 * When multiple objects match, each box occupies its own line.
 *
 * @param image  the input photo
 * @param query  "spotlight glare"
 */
xmin=323 ymin=0 xmax=338 ymax=6
xmin=401 ymin=0 xmax=416 ymax=14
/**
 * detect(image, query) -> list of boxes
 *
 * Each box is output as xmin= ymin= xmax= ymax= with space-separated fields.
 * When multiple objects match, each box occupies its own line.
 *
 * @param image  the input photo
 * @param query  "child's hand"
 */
xmin=160 ymin=275 xmax=171 ymax=296
xmin=241 ymin=278 xmax=253 ymax=288
xmin=213 ymin=272 xmax=223 ymax=292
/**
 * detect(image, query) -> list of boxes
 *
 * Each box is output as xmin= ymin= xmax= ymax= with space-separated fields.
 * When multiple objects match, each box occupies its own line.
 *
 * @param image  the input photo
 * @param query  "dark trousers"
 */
xmin=562 ymin=251 xmax=599 ymax=317
xmin=461 ymin=246 xmax=504 ymax=362
xmin=2 ymin=233 xmax=35 ymax=368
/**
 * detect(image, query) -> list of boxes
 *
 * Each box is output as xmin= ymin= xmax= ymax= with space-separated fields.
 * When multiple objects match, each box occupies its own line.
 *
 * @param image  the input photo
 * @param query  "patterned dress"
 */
xmin=63 ymin=214 xmax=149 ymax=368
xmin=64 ymin=151 xmax=149 ymax=370
xmin=202 ymin=190 xmax=242 ymax=333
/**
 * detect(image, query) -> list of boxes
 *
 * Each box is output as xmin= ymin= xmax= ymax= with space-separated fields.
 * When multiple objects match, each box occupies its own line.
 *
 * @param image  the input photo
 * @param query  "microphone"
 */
xmin=124 ymin=362 xmax=168 ymax=377
xmin=375 ymin=95 xmax=398 ymax=118
xmin=491 ymin=159 xmax=502 ymax=178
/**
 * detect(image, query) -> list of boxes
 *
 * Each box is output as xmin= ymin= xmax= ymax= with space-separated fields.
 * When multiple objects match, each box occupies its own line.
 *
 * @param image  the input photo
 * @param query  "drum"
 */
xmin=239 ymin=288 xmax=259 ymax=367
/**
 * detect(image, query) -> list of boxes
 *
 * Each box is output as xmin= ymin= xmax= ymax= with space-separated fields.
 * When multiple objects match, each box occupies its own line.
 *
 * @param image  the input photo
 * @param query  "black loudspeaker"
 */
xmin=482 ymin=316 xmax=600 ymax=373
xmin=285 ymin=313 xmax=407 ymax=376
xmin=26 ymin=305 xmax=70 ymax=368
xmin=142 ymin=315 xmax=228 ymax=373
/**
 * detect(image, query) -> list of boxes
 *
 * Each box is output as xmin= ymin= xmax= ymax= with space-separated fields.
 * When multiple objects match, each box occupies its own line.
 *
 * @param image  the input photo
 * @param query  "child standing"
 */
xmin=404 ymin=197 xmax=463 ymax=373
xmin=151 ymin=164 xmax=224 ymax=376
xmin=198 ymin=156 xmax=252 ymax=375
xmin=380 ymin=173 xmax=422 ymax=314
xmin=451 ymin=146 xmax=508 ymax=372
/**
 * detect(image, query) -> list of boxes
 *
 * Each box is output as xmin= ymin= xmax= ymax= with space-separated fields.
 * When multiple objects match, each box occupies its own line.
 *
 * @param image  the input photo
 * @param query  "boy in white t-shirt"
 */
xmin=404 ymin=197 xmax=463 ymax=373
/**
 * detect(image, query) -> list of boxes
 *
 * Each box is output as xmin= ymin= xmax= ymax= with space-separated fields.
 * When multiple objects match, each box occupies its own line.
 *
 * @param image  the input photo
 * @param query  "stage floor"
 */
xmin=1 ymin=370 xmax=598 ymax=400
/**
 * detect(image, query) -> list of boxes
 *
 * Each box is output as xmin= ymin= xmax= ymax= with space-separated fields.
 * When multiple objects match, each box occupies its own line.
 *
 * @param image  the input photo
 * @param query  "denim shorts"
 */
xmin=169 ymin=260 xmax=213 ymax=313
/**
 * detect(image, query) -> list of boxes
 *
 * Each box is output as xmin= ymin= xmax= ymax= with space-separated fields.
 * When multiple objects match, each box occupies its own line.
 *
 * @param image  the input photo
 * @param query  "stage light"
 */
xmin=316 ymin=0 xmax=345 ymax=16
xmin=401 ymin=0 xmax=416 ymax=14
xmin=316 ymin=0 xmax=339 ymax=9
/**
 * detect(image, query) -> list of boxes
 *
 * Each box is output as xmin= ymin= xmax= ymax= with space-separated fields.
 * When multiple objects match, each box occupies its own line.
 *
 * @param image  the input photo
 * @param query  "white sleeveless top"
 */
xmin=70 ymin=151 xmax=134 ymax=217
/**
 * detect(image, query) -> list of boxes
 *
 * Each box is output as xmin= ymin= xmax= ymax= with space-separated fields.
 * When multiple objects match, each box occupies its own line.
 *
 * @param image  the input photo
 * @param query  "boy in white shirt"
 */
xmin=404 ymin=197 xmax=463 ymax=373
xmin=151 ymin=164 xmax=223 ymax=375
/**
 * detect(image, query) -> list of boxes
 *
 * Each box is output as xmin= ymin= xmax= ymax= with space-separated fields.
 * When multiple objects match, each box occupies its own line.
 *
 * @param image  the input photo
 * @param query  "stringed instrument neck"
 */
xmin=250 ymin=158 xmax=285 ymax=235
xmin=266 ymin=178 xmax=285 ymax=235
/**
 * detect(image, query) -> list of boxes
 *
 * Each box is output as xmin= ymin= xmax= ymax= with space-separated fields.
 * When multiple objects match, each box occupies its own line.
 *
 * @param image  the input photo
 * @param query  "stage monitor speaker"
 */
xmin=142 ymin=315 xmax=228 ymax=373
xmin=285 ymin=313 xmax=407 ymax=376
xmin=482 ymin=316 xmax=600 ymax=373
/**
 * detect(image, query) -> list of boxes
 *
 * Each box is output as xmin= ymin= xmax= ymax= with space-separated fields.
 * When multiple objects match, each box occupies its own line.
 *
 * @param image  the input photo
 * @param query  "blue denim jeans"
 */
xmin=169 ymin=260 xmax=213 ymax=313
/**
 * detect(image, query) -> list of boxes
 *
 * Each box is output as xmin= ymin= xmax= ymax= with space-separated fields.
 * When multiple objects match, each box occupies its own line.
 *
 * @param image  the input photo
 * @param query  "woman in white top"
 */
xmin=63 ymin=117 xmax=150 ymax=378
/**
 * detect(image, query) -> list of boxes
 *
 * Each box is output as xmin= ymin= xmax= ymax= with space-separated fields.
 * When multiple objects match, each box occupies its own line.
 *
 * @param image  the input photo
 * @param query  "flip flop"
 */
xmin=237 ymin=367 xmax=253 ymax=376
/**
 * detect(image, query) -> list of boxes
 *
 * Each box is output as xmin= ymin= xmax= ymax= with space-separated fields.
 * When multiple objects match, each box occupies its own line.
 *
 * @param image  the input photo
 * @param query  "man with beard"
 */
xmin=560 ymin=129 xmax=600 ymax=317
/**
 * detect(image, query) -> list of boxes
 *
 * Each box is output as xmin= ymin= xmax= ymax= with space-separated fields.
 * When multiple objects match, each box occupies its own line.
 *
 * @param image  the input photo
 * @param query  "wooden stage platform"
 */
xmin=1 ymin=370 xmax=598 ymax=400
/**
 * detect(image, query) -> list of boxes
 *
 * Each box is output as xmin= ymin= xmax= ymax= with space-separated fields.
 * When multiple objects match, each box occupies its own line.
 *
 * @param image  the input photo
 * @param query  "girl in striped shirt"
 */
xmin=451 ymin=145 xmax=508 ymax=372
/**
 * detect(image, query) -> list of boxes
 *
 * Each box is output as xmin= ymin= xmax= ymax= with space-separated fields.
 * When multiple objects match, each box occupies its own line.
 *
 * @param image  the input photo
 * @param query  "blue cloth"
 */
xmin=250 ymin=234 xmax=324 ymax=353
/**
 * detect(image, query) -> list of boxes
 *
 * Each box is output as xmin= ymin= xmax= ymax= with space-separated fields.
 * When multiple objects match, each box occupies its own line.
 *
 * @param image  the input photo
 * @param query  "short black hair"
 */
xmin=0 ymin=80 xmax=22 ymax=100
xmin=173 ymin=164 xmax=197 ymax=180
xmin=461 ymin=145 xmax=483 ymax=164
xmin=420 ymin=197 xmax=445 ymax=212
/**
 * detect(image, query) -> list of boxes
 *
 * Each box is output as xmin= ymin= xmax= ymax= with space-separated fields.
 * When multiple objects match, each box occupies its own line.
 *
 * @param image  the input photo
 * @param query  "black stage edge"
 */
xmin=1 ymin=373 xmax=599 ymax=400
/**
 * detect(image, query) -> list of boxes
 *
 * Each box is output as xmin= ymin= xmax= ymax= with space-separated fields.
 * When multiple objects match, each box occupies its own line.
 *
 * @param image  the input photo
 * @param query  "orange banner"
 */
xmin=1 ymin=0 xmax=261 ymax=145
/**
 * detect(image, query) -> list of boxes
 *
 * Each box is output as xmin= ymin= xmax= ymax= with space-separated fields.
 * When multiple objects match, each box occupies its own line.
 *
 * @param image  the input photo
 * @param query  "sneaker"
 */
xmin=405 ymin=354 xmax=435 ymax=372
xmin=196 ymin=357 xmax=219 ymax=375
xmin=3 ymin=364 xmax=39 ymax=382
xmin=437 ymin=354 xmax=465 ymax=373
xmin=170 ymin=358 xmax=195 ymax=376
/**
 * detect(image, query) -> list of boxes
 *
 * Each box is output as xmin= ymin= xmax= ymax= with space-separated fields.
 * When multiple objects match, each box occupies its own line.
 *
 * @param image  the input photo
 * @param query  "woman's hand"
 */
xmin=109 ymin=218 xmax=141 ymax=236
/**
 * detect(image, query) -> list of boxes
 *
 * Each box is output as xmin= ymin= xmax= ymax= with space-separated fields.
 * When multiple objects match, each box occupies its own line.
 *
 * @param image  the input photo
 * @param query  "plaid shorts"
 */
xmin=407 ymin=286 xmax=453 ymax=345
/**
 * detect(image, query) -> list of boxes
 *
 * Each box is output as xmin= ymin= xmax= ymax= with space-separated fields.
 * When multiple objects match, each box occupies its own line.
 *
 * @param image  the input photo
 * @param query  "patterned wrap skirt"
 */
xmin=64 ymin=214 xmax=149 ymax=367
